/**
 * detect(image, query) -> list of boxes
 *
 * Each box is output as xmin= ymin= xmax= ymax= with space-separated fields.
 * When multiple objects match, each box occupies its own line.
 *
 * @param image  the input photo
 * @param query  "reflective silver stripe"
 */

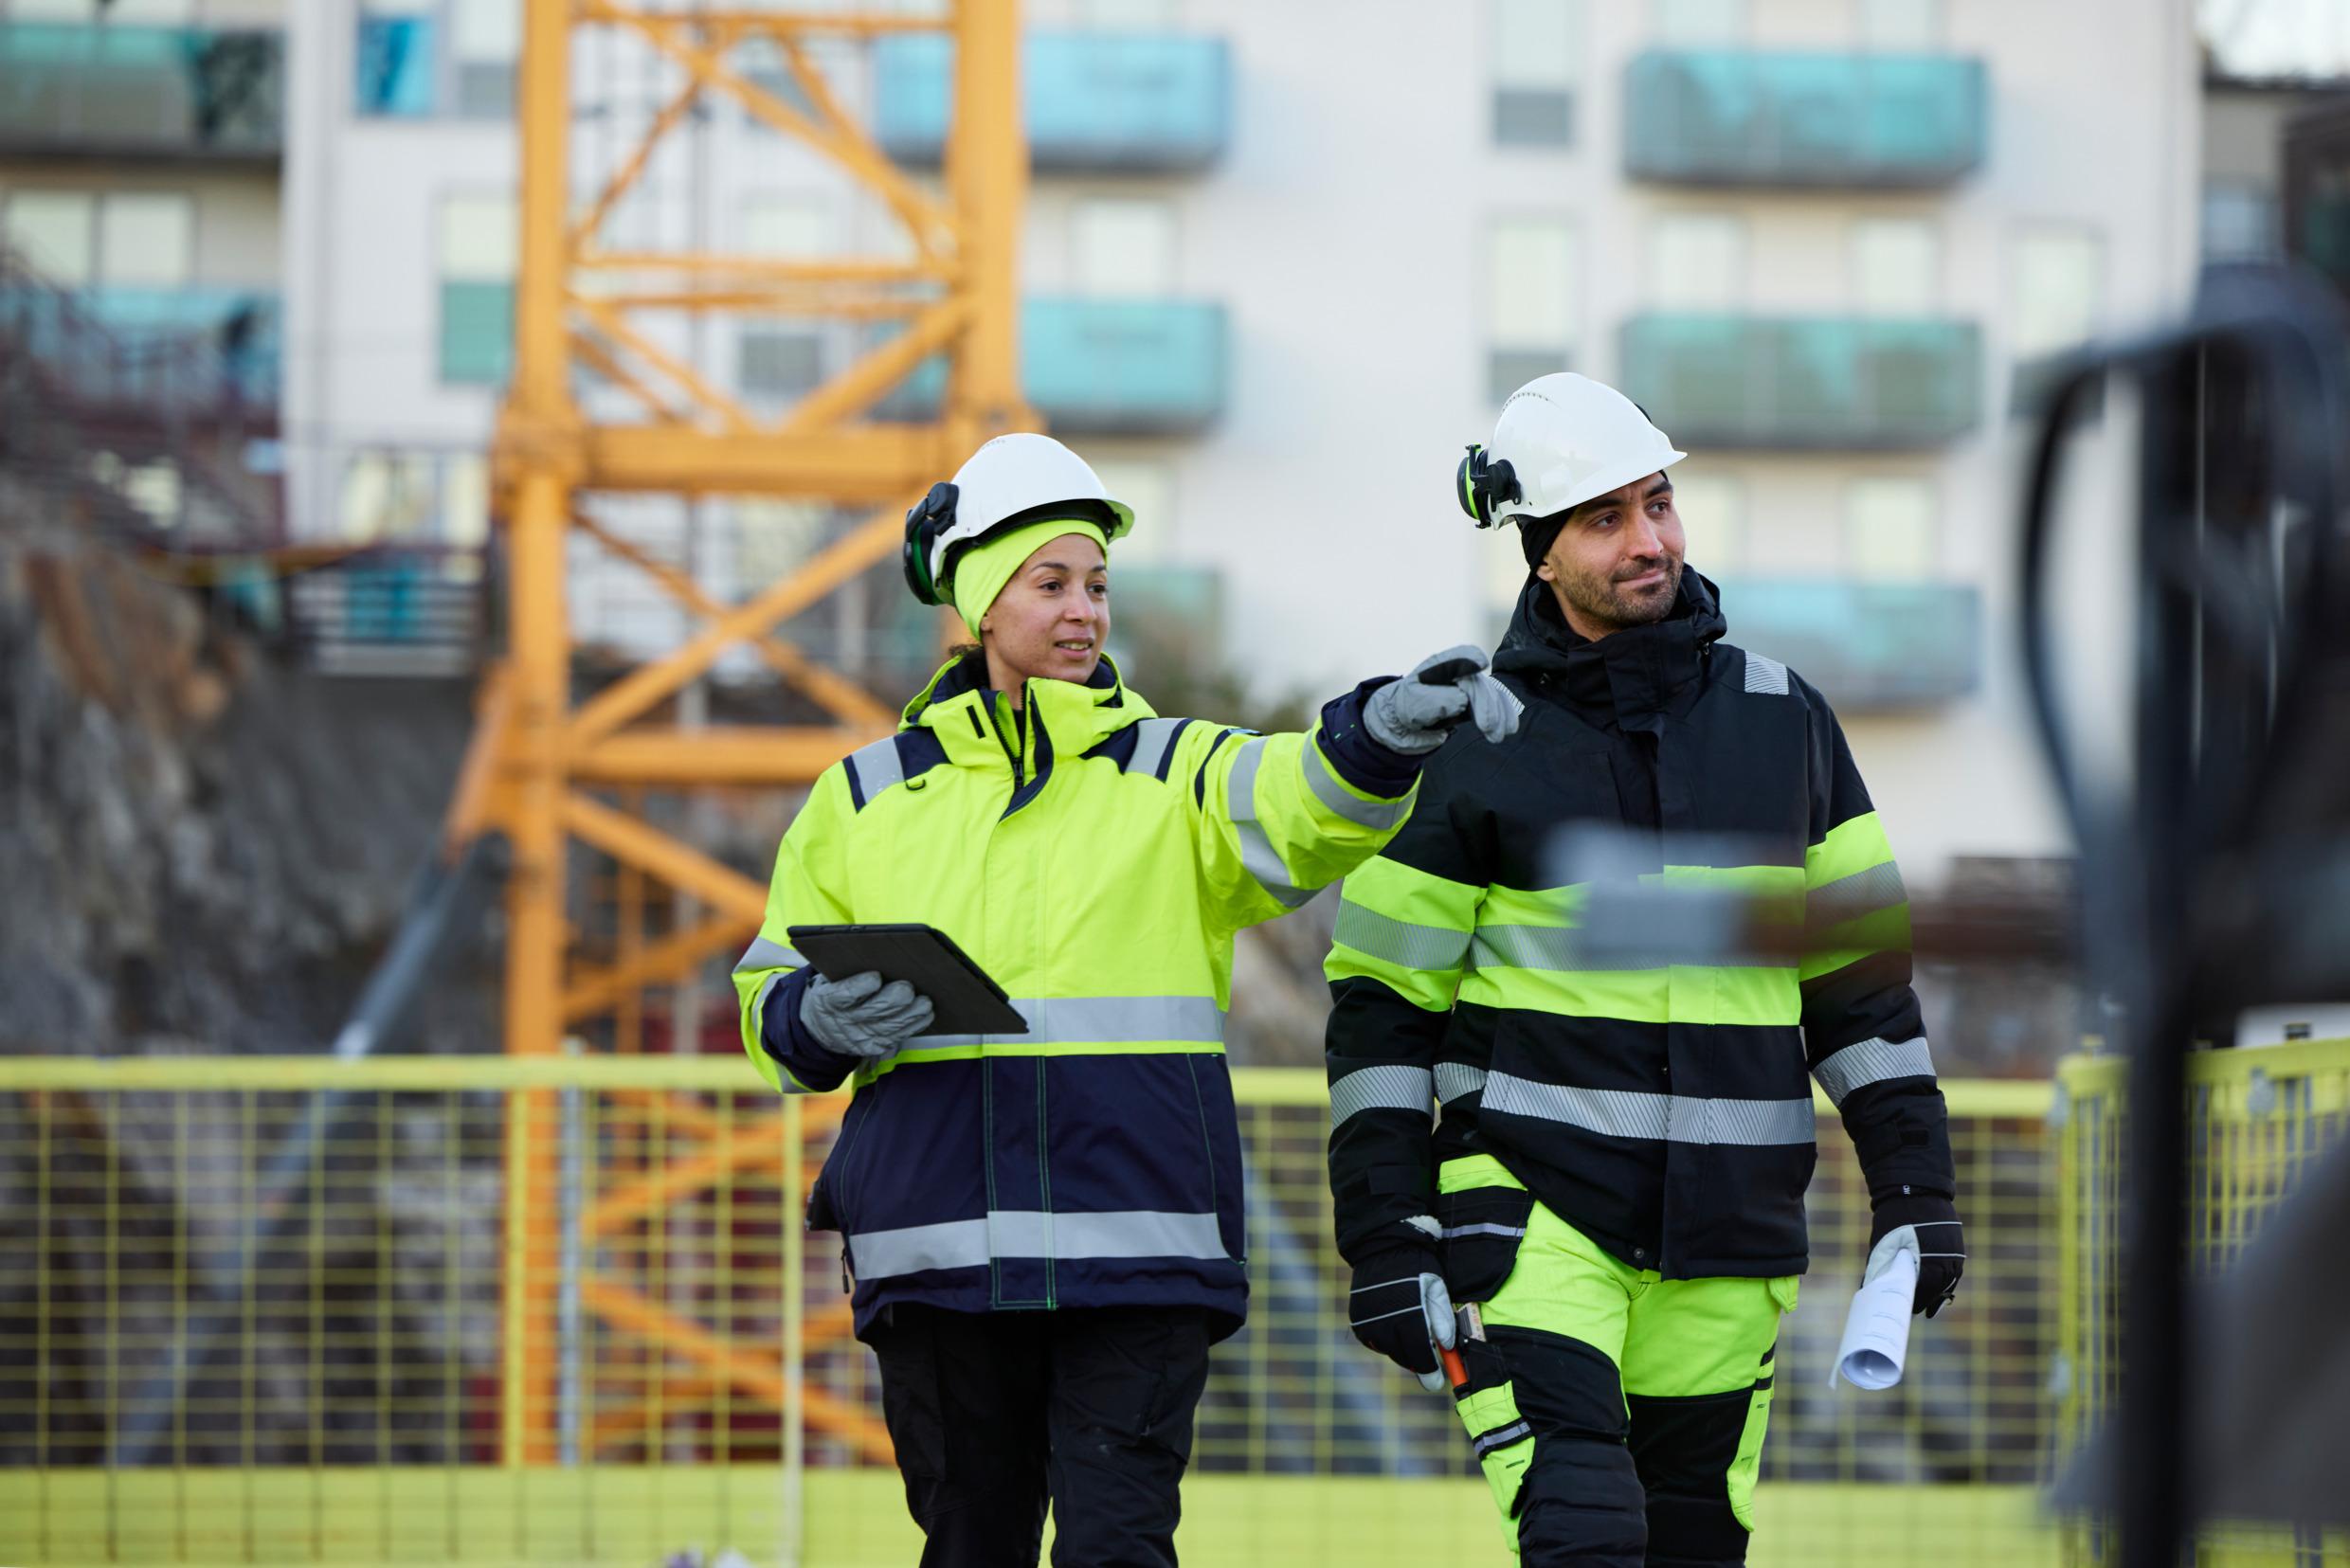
xmin=1813 ymin=1036 xmax=1937 ymax=1108
xmin=1443 ymin=1222 xmax=1525 ymax=1241
xmin=1333 ymin=900 xmax=1473 ymax=971
xmin=1473 ymin=1419 xmax=1533 ymax=1460
xmin=1807 ymin=860 xmax=1907 ymax=929
xmin=1125 ymin=716 xmax=1188 ymax=779
xmin=1329 ymin=1064 xmax=1434 ymax=1130
xmin=904 ymin=994 xmax=1226 ymax=1052
xmin=1473 ymin=923 xmax=1780 ymax=971
xmin=1482 ymin=1073 xmax=1817 ymax=1145
xmin=1302 ymin=738 xmax=1411 ymax=831
xmin=1744 ymin=654 xmax=1789 ymax=695
xmin=851 ymin=1208 xmax=1228 ymax=1280
xmin=1434 ymin=1063 xmax=1489 ymax=1103
xmin=845 ymin=736 xmax=903 ymax=803
xmin=1228 ymin=736 xmax=1314 ymax=909
xmin=732 ymin=934 xmax=805 ymax=976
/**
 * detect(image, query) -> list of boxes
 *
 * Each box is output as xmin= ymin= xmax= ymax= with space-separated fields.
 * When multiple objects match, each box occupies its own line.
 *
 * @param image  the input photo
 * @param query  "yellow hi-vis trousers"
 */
xmin=1439 ymin=1155 xmax=1798 ymax=1567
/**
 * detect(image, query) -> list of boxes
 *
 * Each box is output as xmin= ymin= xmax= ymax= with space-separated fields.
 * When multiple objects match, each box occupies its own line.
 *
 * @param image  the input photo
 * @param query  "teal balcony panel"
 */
xmin=1721 ymin=579 xmax=1979 ymax=710
xmin=1624 ymin=49 xmax=1985 ymax=188
xmin=0 ymin=22 xmax=282 ymax=159
xmin=1618 ymin=315 xmax=1981 ymax=449
xmin=875 ymin=32 xmax=1230 ymax=172
xmin=440 ymin=280 xmax=513 ymax=387
xmin=877 ymin=299 xmax=1227 ymax=436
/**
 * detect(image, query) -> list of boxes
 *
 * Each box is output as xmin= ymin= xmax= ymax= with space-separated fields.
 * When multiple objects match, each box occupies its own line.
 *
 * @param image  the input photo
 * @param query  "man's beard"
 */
xmin=1556 ymin=556 xmax=1684 ymax=634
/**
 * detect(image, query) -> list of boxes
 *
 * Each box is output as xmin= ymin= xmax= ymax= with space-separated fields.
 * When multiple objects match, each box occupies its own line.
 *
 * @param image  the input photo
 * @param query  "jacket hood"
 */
xmin=1495 ymin=567 xmax=1727 ymax=725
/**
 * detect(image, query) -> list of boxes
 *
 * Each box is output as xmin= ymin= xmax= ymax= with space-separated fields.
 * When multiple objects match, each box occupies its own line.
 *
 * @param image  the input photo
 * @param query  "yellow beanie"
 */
xmin=949 ymin=517 xmax=1112 ymax=639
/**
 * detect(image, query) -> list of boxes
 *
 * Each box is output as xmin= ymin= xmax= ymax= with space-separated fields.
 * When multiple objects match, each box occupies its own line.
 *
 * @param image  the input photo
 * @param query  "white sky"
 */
xmin=2202 ymin=0 xmax=2350 ymax=79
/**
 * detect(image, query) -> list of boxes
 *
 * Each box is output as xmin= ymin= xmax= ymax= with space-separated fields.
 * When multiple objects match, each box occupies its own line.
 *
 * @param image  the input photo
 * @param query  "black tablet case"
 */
xmin=786 ymin=923 xmax=1030 ymax=1035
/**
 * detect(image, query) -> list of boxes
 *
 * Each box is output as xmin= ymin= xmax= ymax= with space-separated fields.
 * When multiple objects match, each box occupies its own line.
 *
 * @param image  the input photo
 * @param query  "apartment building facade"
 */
xmin=280 ymin=0 xmax=2201 ymax=877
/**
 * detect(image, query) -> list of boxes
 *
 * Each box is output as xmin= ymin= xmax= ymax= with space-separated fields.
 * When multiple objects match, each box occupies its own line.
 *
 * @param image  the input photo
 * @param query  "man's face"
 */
xmin=1534 ymin=473 xmax=1686 ymax=640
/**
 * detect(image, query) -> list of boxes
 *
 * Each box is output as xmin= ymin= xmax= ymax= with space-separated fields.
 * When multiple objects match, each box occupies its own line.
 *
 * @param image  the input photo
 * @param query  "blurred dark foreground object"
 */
xmin=2021 ymin=262 xmax=2350 ymax=1559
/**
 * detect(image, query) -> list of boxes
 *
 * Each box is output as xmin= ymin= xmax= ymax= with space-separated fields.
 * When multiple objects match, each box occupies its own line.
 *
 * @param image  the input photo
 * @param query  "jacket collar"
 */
xmin=1493 ymin=568 xmax=1727 ymax=728
xmin=901 ymin=651 xmax=1156 ymax=765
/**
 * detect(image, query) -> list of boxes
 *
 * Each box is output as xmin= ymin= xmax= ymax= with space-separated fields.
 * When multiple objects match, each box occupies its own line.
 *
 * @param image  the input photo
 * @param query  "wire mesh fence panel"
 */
xmin=2053 ymin=1040 xmax=2350 ymax=1567
xmin=2 ymin=1055 xmax=2073 ymax=1566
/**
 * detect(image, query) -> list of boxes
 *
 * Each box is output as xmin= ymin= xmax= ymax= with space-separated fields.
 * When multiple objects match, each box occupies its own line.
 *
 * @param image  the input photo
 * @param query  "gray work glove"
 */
xmin=799 ymin=971 xmax=934 ymax=1060
xmin=1364 ymin=644 xmax=1523 ymax=754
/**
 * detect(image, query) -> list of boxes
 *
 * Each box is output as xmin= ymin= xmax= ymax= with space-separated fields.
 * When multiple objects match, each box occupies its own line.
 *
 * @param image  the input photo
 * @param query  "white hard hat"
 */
xmin=902 ymin=432 xmax=1135 ymax=605
xmin=1456 ymin=372 xmax=1687 ymax=532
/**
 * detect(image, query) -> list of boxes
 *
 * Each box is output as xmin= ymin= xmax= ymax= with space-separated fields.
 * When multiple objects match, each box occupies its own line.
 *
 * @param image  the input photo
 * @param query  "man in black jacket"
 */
xmin=1324 ymin=373 xmax=1962 ymax=1565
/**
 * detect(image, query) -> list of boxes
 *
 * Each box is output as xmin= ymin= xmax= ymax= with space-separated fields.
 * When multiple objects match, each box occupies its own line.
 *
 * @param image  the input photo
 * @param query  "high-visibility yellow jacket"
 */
xmin=736 ymin=652 xmax=1418 ymax=1338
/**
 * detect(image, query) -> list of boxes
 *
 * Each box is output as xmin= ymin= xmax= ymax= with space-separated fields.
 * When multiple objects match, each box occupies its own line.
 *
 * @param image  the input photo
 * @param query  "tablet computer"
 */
xmin=786 ymin=923 xmax=1029 ymax=1036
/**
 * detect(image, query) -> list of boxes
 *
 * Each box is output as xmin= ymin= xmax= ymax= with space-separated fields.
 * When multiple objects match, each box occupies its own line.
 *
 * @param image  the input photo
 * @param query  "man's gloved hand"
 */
xmin=1347 ymin=1221 xmax=1457 ymax=1393
xmin=1870 ymin=1190 xmax=1965 ymax=1317
xmin=1364 ymin=645 xmax=1524 ymax=754
xmin=799 ymin=971 xmax=934 ymax=1061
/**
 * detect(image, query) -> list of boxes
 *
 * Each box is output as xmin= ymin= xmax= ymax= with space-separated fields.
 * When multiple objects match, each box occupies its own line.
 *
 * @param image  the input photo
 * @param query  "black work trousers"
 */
xmin=862 ymin=1303 xmax=1215 ymax=1568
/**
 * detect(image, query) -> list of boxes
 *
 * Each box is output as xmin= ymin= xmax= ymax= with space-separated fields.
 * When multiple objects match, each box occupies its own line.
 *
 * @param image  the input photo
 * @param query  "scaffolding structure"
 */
xmin=444 ymin=0 xmax=1031 ymax=1462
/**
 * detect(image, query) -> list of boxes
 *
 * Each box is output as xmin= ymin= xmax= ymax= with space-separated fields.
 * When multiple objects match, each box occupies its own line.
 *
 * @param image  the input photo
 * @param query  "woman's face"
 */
xmin=981 ymin=533 xmax=1111 ymax=689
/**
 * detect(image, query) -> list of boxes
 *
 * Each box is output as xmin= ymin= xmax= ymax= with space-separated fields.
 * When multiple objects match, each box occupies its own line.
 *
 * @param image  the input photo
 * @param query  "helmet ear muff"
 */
xmin=1455 ymin=444 xmax=1520 ymax=530
xmin=900 ymin=481 xmax=959 ymax=605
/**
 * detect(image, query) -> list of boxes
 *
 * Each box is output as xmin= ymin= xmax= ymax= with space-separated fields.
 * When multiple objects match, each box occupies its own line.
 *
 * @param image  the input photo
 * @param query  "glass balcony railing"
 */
xmin=0 ymin=284 xmax=280 ymax=404
xmin=1623 ymin=49 xmax=1985 ymax=188
xmin=875 ymin=32 xmax=1230 ymax=172
xmin=1716 ymin=579 xmax=1979 ymax=709
xmin=1618 ymin=315 xmax=1981 ymax=448
xmin=0 ymin=22 xmax=282 ymax=158
xmin=878 ymin=298 xmax=1227 ymax=435
xmin=439 ymin=281 xmax=514 ymax=387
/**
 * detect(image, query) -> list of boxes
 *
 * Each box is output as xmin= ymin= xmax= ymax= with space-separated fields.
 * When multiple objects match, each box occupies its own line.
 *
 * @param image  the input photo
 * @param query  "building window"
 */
xmin=1651 ymin=211 xmax=1745 ymax=310
xmin=1071 ymin=198 xmax=1177 ymax=297
xmin=2202 ymin=179 xmax=2278 ymax=261
xmin=739 ymin=330 xmax=824 ymax=401
xmin=1074 ymin=0 xmax=1182 ymax=26
xmin=1654 ymin=0 xmax=1746 ymax=45
xmin=1491 ymin=0 xmax=1578 ymax=149
xmin=1857 ymin=0 xmax=1941 ymax=48
xmin=98 ymin=192 xmax=194 ymax=288
xmin=1487 ymin=215 xmax=1577 ymax=402
xmin=1851 ymin=217 xmax=1938 ymax=316
xmin=451 ymin=0 xmax=519 ymax=118
xmin=356 ymin=5 xmax=440 ymax=117
xmin=2 ymin=190 xmax=98 ymax=283
xmin=2010 ymin=224 xmax=2104 ymax=408
xmin=1671 ymin=469 xmax=1745 ymax=575
xmin=340 ymin=451 xmax=442 ymax=541
xmin=1845 ymin=476 xmax=1935 ymax=580
xmin=11 ymin=0 xmax=194 ymax=17
xmin=2 ymin=189 xmax=192 ymax=288
xmin=438 ymin=192 xmax=515 ymax=386
xmin=1089 ymin=459 xmax=1176 ymax=563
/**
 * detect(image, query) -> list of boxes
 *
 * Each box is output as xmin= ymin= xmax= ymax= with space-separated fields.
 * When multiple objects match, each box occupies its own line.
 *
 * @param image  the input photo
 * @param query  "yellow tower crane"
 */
xmin=446 ymin=0 xmax=1031 ymax=1463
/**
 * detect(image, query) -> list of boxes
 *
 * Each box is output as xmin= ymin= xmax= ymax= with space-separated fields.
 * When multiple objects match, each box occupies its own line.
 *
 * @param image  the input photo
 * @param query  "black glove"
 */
xmin=1347 ymin=1226 xmax=1455 ymax=1392
xmin=1870 ymin=1190 xmax=1964 ymax=1317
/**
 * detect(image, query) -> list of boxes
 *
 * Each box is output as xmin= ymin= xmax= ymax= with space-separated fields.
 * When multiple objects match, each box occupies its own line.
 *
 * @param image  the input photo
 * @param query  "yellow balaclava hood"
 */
xmin=949 ymin=517 xmax=1112 ymax=640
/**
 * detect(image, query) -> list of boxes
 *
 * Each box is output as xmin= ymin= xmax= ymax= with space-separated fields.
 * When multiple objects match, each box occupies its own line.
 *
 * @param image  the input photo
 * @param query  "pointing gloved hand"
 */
xmin=1347 ymin=1221 xmax=1457 ymax=1393
xmin=1869 ymin=1190 xmax=1965 ymax=1317
xmin=799 ymin=970 xmax=934 ymax=1061
xmin=1364 ymin=645 xmax=1524 ymax=754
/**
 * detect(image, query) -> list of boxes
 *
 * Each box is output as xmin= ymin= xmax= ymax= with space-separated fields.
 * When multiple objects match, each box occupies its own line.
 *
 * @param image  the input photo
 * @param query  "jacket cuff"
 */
xmin=760 ymin=965 xmax=854 ymax=1094
xmin=1317 ymin=677 xmax=1423 ymax=797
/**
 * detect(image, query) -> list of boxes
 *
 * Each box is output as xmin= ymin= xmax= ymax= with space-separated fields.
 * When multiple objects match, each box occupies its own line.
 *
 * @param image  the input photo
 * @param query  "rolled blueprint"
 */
xmin=1831 ymin=1228 xmax=1920 ymax=1391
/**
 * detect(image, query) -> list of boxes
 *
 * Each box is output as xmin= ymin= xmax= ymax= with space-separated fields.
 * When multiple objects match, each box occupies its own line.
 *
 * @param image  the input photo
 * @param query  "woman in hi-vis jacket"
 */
xmin=733 ymin=432 xmax=1520 ymax=1567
